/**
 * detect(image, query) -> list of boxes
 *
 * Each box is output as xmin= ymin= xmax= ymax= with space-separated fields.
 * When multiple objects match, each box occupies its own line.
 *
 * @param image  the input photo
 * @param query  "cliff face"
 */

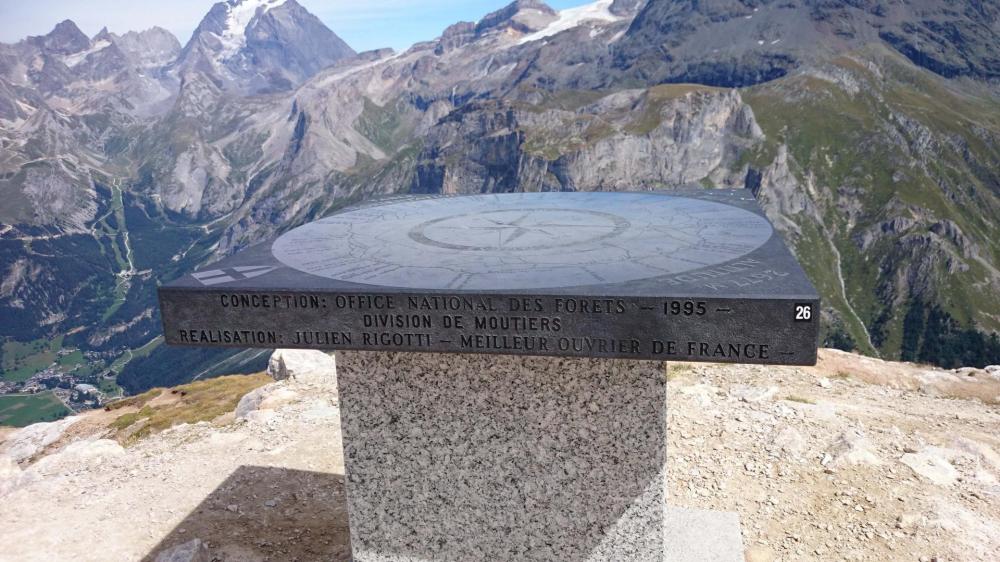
xmin=410 ymin=87 xmax=762 ymax=194
xmin=1 ymin=349 xmax=998 ymax=561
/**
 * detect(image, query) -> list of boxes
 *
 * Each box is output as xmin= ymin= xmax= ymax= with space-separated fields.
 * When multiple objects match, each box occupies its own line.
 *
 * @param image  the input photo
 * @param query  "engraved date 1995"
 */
xmin=664 ymin=300 xmax=707 ymax=316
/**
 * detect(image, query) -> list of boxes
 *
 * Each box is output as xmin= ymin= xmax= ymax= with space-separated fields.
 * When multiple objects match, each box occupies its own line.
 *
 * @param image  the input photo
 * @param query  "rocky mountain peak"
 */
xmin=110 ymin=26 xmax=181 ymax=69
xmin=609 ymin=0 xmax=645 ymax=17
xmin=214 ymin=0 xmax=285 ymax=60
xmin=0 ymin=17 xmax=181 ymax=119
xmin=243 ymin=0 xmax=355 ymax=80
xmin=30 ymin=19 xmax=91 ymax=55
xmin=434 ymin=21 xmax=477 ymax=54
xmin=92 ymin=27 xmax=113 ymax=42
xmin=475 ymin=0 xmax=558 ymax=35
xmin=174 ymin=0 xmax=355 ymax=93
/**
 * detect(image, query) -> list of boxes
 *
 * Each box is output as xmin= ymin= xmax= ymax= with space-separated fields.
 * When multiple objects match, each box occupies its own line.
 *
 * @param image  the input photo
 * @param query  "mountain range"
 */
xmin=1 ymin=0 xmax=999 ymax=394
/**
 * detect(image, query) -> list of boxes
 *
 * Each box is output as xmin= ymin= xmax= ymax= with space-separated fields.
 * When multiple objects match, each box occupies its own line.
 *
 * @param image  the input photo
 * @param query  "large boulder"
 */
xmin=234 ymin=384 xmax=302 ymax=420
xmin=0 ymin=416 xmax=81 ymax=463
xmin=236 ymin=349 xmax=338 ymax=421
xmin=267 ymin=349 xmax=337 ymax=386
xmin=0 ymin=454 xmax=22 ymax=496
xmin=826 ymin=428 xmax=882 ymax=467
xmin=900 ymin=447 xmax=960 ymax=486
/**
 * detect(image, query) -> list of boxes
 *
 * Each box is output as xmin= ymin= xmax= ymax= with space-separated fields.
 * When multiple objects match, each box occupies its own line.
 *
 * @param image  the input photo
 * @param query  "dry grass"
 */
xmin=105 ymin=388 xmax=162 ymax=411
xmin=814 ymin=349 xmax=1000 ymax=405
xmin=107 ymin=374 xmax=271 ymax=445
xmin=936 ymin=381 xmax=1000 ymax=406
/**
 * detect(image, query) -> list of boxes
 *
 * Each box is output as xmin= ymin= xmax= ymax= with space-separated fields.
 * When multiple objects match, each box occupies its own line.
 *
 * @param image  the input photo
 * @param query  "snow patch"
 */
xmin=15 ymin=100 xmax=37 ymax=115
xmin=518 ymin=0 xmax=621 ymax=45
xmin=311 ymin=54 xmax=402 ymax=90
xmin=217 ymin=0 xmax=284 ymax=60
xmin=61 ymin=40 xmax=111 ymax=68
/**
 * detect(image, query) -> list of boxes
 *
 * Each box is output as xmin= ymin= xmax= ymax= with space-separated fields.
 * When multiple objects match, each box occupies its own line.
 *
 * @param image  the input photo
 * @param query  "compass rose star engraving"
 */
xmin=448 ymin=211 xmax=614 ymax=248
xmin=413 ymin=208 xmax=631 ymax=251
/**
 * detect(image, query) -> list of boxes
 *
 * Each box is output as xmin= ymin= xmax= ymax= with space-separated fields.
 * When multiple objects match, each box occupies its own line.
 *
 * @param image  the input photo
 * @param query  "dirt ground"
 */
xmin=0 ymin=349 xmax=997 ymax=561
xmin=666 ymin=350 xmax=1000 ymax=562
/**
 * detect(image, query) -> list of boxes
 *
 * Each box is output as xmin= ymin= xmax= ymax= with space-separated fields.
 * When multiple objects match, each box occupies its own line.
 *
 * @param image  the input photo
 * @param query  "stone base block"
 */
xmin=335 ymin=351 xmax=667 ymax=562
xmin=665 ymin=507 xmax=745 ymax=562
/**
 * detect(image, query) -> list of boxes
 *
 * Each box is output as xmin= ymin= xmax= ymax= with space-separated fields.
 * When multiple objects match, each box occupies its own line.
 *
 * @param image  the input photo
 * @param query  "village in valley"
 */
xmin=0 ymin=338 xmax=128 ymax=426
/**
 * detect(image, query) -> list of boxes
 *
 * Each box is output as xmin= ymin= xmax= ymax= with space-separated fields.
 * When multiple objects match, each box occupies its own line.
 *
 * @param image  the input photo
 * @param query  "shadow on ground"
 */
xmin=143 ymin=465 xmax=351 ymax=562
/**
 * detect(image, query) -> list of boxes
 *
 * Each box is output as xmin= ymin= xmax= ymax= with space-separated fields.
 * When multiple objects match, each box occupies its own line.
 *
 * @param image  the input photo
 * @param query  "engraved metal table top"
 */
xmin=271 ymin=192 xmax=774 ymax=291
xmin=160 ymin=190 xmax=821 ymax=365
xmin=167 ymin=190 xmax=817 ymax=298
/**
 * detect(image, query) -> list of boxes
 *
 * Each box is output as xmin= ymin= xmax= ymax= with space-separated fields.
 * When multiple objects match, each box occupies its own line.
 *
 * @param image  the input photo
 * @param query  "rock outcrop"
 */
xmin=267 ymin=349 xmax=337 ymax=387
xmin=410 ymin=87 xmax=761 ymax=195
xmin=0 ymin=416 xmax=80 ymax=463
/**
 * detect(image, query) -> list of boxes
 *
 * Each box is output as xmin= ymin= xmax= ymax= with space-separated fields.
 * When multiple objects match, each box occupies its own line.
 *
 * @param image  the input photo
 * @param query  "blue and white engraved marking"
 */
xmin=191 ymin=266 xmax=278 ymax=286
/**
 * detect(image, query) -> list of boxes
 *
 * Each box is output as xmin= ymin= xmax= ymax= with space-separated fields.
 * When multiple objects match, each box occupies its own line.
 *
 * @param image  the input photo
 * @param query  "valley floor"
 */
xmin=0 ymin=350 xmax=998 ymax=561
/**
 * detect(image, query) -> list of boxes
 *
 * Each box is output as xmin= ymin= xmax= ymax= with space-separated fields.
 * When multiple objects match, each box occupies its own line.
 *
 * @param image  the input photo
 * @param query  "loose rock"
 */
xmin=900 ymin=448 xmax=960 ymax=486
xmin=153 ymin=538 xmax=207 ymax=562
xmin=729 ymin=385 xmax=778 ymax=403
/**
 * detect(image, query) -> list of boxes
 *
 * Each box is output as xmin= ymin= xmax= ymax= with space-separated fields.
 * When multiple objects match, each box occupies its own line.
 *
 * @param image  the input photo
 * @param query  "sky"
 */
xmin=0 ymin=0 xmax=592 ymax=52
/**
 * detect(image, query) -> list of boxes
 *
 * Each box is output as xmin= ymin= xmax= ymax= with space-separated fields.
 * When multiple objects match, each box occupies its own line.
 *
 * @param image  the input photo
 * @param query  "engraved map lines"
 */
xmin=410 ymin=208 xmax=630 ymax=252
xmin=270 ymin=193 xmax=774 ymax=290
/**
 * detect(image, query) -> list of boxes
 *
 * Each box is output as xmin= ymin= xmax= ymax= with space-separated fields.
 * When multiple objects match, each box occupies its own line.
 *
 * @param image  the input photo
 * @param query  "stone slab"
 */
xmin=335 ymin=351 xmax=667 ymax=561
xmin=159 ymin=191 xmax=820 ymax=366
xmin=665 ymin=507 xmax=746 ymax=562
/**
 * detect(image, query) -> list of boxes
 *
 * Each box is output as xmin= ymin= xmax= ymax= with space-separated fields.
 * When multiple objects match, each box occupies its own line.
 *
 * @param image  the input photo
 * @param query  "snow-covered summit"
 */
xmin=518 ymin=0 xmax=622 ymax=44
xmin=217 ymin=0 xmax=285 ymax=60
xmin=173 ymin=0 xmax=355 ymax=94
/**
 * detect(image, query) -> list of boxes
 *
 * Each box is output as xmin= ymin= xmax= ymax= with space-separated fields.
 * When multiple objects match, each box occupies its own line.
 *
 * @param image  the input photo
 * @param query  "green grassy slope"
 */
xmin=0 ymin=392 xmax=71 ymax=427
xmin=743 ymin=47 xmax=1000 ymax=363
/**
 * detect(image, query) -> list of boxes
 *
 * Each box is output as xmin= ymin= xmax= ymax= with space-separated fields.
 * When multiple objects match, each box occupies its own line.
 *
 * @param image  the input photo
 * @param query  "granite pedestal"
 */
xmin=336 ymin=351 xmax=667 ymax=562
xmin=158 ymin=191 xmax=816 ymax=561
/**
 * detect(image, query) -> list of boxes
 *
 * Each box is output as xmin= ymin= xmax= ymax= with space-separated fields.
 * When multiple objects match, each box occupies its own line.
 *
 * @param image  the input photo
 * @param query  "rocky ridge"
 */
xmin=612 ymin=0 xmax=1000 ymax=87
